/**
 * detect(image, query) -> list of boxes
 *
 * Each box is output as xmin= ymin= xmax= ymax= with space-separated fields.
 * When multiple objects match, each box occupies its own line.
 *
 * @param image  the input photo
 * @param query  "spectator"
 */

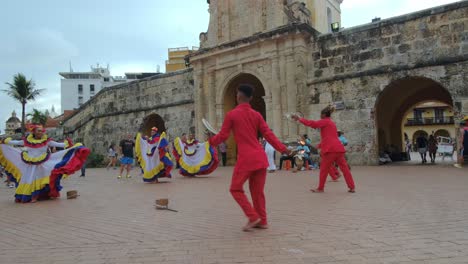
xmin=296 ymin=139 xmax=314 ymax=170
xmin=405 ymin=138 xmax=412 ymax=161
xmin=106 ymin=144 xmax=117 ymax=170
xmin=264 ymin=138 xmax=276 ymax=173
xmin=416 ymin=133 xmax=429 ymax=164
xmin=303 ymin=134 xmax=312 ymax=148
xmin=455 ymin=118 xmax=468 ymax=168
xmin=118 ymin=134 xmax=135 ymax=179
xmin=279 ymin=147 xmax=295 ymax=170
xmin=338 ymin=131 xmax=348 ymax=146
xmin=428 ymin=134 xmax=438 ymax=164
xmin=219 ymin=142 xmax=227 ymax=166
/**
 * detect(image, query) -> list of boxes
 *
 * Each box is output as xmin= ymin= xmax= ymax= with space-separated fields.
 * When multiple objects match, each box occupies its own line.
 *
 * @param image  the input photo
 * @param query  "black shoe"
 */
xmin=80 ymin=175 xmax=85 ymax=177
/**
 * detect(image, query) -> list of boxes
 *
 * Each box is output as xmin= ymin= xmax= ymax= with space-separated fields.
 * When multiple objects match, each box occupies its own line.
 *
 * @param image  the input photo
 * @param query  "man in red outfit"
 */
xmin=209 ymin=85 xmax=289 ymax=231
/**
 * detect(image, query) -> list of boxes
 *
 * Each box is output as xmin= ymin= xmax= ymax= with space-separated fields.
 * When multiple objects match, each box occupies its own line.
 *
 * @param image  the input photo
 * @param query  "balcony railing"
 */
xmin=405 ymin=116 xmax=454 ymax=126
xmin=168 ymin=46 xmax=199 ymax=52
xmin=165 ymin=59 xmax=185 ymax=65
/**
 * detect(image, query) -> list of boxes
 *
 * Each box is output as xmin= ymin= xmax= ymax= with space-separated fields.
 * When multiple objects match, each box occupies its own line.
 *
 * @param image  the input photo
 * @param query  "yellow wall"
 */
xmin=168 ymin=50 xmax=190 ymax=59
xmin=406 ymin=107 xmax=453 ymax=119
xmin=403 ymin=125 xmax=456 ymax=141
xmin=166 ymin=63 xmax=186 ymax=72
xmin=166 ymin=48 xmax=195 ymax=72
xmin=402 ymin=104 xmax=456 ymax=149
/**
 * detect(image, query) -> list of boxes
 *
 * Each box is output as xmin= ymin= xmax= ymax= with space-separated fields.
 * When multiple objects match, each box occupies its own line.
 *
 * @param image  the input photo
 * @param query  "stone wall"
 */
xmin=307 ymin=1 xmax=468 ymax=164
xmin=64 ymin=1 xmax=468 ymax=166
xmin=63 ymin=69 xmax=195 ymax=156
xmin=201 ymin=0 xmax=315 ymax=49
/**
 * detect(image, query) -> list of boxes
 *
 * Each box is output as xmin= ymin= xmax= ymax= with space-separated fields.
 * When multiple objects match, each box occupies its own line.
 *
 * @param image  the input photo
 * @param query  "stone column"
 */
xmin=194 ymin=67 xmax=204 ymax=139
xmin=264 ymin=95 xmax=273 ymax=125
xmin=271 ymin=57 xmax=283 ymax=139
xmin=286 ymin=54 xmax=298 ymax=141
xmin=296 ymin=82 xmax=306 ymax=136
xmin=208 ymin=71 xmax=217 ymax=125
xmin=215 ymin=103 xmax=224 ymax=130
xmin=278 ymin=54 xmax=289 ymax=139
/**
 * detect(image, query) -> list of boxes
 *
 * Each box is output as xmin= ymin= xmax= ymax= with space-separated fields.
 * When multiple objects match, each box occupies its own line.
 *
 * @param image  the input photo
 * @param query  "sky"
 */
xmin=0 ymin=0 xmax=462 ymax=132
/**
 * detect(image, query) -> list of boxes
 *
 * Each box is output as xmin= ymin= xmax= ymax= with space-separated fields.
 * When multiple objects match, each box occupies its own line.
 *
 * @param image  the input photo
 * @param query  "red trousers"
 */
xmin=321 ymin=153 xmax=339 ymax=181
xmin=230 ymin=168 xmax=267 ymax=225
xmin=328 ymin=165 xmax=339 ymax=181
xmin=318 ymin=152 xmax=355 ymax=190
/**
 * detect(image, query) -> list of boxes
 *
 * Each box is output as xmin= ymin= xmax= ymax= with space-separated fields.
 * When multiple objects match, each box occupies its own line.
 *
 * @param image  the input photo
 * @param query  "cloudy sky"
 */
xmin=0 ymin=0 xmax=461 ymax=131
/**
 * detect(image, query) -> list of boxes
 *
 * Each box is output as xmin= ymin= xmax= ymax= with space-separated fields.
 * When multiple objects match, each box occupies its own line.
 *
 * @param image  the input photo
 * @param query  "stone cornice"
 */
xmin=63 ymin=99 xmax=195 ymax=134
xmin=317 ymin=1 xmax=468 ymax=41
xmin=188 ymin=23 xmax=319 ymax=61
xmin=62 ymin=68 xmax=193 ymax=123
xmin=308 ymin=54 xmax=468 ymax=85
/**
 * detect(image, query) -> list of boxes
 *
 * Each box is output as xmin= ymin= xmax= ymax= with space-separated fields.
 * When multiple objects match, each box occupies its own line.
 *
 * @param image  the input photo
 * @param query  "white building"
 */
xmin=60 ymin=65 xmax=128 ymax=111
xmin=60 ymin=64 xmax=161 ymax=112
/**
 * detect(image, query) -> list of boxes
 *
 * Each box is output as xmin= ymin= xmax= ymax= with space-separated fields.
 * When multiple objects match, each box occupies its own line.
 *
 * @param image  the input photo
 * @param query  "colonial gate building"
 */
xmin=63 ymin=1 xmax=468 ymax=165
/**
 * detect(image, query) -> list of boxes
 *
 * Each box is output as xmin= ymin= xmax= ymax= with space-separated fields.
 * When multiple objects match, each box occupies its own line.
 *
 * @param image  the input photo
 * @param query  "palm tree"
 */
xmin=28 ymin=109 xmax=48 ymax=126
xmin=3 ymin=73 xmax=45 ymax=134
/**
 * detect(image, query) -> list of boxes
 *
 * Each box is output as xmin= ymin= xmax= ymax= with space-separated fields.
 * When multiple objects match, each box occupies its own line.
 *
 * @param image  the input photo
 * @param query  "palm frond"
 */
xmin=1 ymin=85 xmax=23 ymax=102
xmin=26 ymin=88 xmax=46 ymax=101
xmin=3 ymin=73 xmax=43 ymax=104
xmin=28 ymin=108 xmax=48 ymax=125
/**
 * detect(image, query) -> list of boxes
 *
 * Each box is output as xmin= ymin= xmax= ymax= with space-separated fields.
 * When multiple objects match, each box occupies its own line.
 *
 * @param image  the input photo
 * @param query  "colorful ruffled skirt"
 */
xmin=135 ymin=133 xmax=173 ymax=182
xmin=172 ymin=138 xmax=219 ymax=176
xmin=0 ymin=144 xmax=90 ymax=203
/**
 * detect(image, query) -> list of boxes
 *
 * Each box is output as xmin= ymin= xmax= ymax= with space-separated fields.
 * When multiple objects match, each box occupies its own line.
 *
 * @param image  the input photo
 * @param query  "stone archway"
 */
xmin=140 ymin=113 xmax=166 ymax=136
xmin=434 ymin=129 xmax=451 ymax=139
xmin=375 ymin=77 xmax=453 ymax=161
xmin=223 ymin=73 xmax=266 ymax=165
xmin=412 ymin=130 xmax=429 ymax=150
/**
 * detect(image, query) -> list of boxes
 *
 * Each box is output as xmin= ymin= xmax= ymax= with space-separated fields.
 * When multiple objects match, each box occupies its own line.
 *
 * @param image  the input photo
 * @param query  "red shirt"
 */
xmin=299 ymin=117 xmax=345 ymax=154
xmin=209 ymin=103 xmax=288 ymax=171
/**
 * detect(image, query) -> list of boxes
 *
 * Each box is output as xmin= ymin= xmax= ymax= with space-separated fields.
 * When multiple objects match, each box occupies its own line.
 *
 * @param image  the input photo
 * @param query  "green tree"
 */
xmin=28 ymin=109 xmax=48 ymax=126
xmin=3 ymin=73 xmax=45 ymax=134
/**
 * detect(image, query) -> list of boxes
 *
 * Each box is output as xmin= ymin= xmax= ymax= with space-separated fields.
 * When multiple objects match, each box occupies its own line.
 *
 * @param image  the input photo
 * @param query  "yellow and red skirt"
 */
xmin=0 ymin=144 xmax=90 ymax=203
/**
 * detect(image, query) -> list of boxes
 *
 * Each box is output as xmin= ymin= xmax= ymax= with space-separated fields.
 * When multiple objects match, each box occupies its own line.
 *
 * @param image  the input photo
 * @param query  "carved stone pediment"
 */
xmin=284 ymin=1 xmax=312 ymax=25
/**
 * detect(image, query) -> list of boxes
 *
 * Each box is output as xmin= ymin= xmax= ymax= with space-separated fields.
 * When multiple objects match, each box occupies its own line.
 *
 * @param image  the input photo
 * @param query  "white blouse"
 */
xmin=8 ymin=140 xmax=66 ymax=158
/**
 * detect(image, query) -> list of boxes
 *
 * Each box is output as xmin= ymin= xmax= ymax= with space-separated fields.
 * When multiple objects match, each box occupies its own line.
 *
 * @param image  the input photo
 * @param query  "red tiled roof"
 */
xmin=44 ymin=110 xmax=77 ymax=128
xmin=45 ymin=117 xmax=60 ymax=128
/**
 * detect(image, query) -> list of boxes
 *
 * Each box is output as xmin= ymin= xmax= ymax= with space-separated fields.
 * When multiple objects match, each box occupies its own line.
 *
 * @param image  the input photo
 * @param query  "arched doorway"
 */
xmin=434 ymin=129 xmax=450 ymax=139
xmin=412 ymin=130 xmax=429 ymax=151
xmin=223 ymin=73 xmax=266 ymax=165
xmin=140 ymin=113 xmax=166 ymax=136
xmin=375 ymin=77 xmax=453 ymax=161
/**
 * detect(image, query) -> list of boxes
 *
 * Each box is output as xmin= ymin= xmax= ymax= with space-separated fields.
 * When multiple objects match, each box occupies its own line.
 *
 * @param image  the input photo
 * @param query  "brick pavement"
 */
xmin=1 ymin=164 xmax=468 ymax=264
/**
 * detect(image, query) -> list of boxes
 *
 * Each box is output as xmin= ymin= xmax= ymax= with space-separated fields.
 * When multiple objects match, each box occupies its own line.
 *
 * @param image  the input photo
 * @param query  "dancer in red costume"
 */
xmin=292 ymin=106 xmax=355 ymax=193
xmin=209 ymin=85 xmax=290 ymax=231
xmin=318 ymin=143 xmax=340 ymax=182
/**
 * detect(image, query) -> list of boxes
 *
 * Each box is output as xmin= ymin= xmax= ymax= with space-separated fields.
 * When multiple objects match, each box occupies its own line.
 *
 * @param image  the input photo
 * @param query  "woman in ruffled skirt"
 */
xmin=172 ymin=133 xmax=219 ymax=177
xmin=0 ymin=125 xmax=89 ymax=203
xmin=135 ymin=127 xmax=173 ymax=183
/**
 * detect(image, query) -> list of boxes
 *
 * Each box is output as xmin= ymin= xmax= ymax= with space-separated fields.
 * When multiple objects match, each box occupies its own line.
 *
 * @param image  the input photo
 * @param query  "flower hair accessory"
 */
xmin=29 ymin=124 xmax=45 ymax=133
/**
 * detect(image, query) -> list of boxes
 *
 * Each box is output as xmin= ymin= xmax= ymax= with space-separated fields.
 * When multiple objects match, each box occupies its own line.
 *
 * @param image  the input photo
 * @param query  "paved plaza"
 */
xmin=1 ymin=163 xmax=468 ymax=264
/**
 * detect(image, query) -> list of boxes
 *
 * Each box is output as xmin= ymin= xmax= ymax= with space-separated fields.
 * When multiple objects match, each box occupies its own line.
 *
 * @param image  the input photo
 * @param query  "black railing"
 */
xmin=406 ymin=116 xmax=454 ymax=126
